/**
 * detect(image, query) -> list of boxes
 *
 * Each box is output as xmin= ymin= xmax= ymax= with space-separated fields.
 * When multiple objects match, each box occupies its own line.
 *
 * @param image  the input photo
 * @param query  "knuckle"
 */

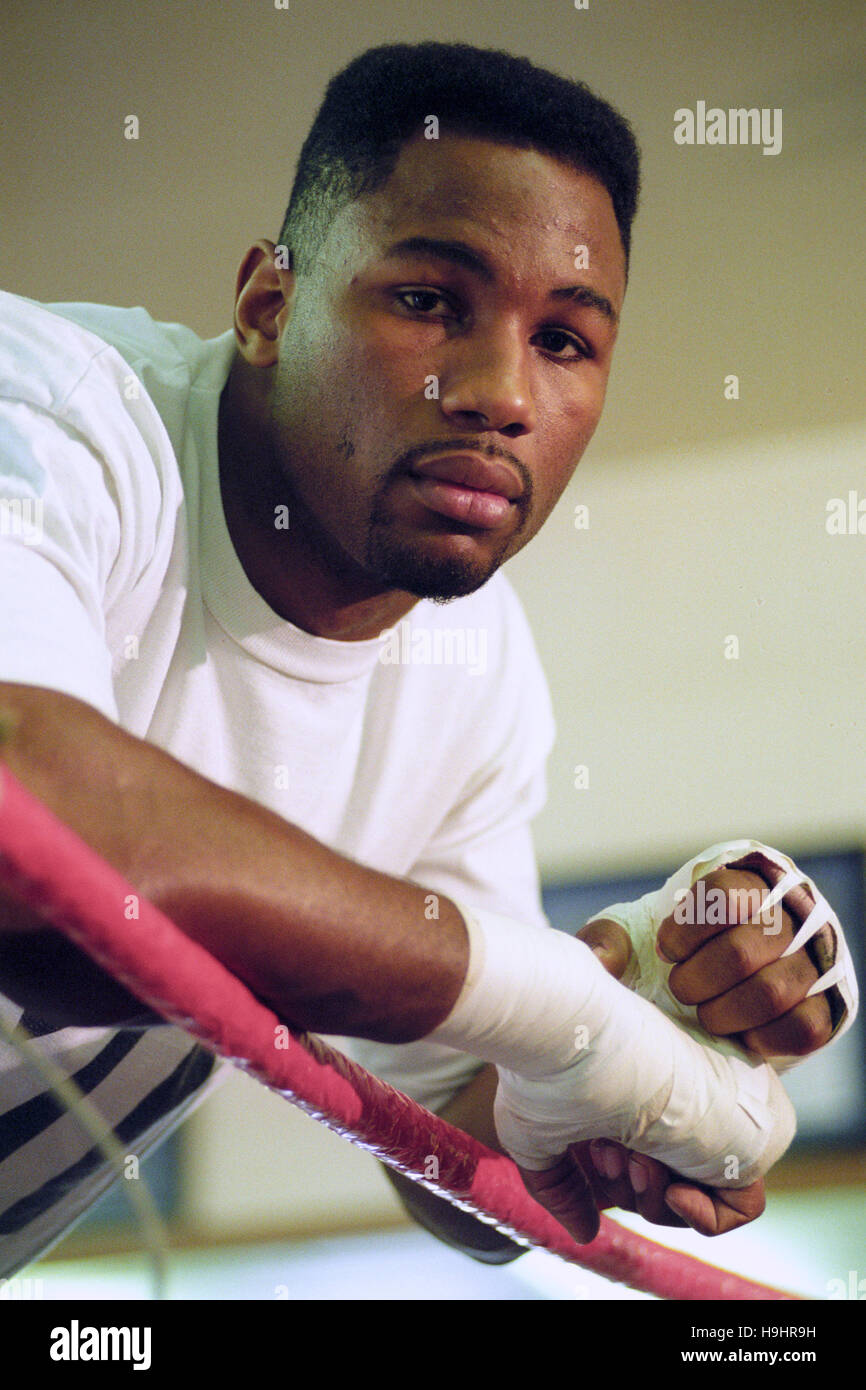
xmin=754 ymin=971 xmax=791 ymax=1020
xmin=785 ymin=1003 xmax=832 ymax=1056
xmin=718 ymin=931 xmax=759 ymax=980
xmin=700 ymin=868 xmax=732 ymax=891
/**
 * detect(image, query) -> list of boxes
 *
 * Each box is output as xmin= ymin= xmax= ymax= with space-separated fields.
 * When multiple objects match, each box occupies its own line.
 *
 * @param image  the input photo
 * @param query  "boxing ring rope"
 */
xmin=0 ymin=766 xmax=799 ymax=1300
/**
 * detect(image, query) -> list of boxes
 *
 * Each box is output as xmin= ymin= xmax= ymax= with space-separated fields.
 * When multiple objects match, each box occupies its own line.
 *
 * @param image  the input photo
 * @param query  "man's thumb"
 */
xmin=517 ymin=1151 xmax=600 ymax=1245
xmin=575 ymin=918 xmax=632 ymax=980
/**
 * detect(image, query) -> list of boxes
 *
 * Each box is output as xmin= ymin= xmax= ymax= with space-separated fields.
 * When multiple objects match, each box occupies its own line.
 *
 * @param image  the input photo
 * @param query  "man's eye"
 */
xmin=396 ymin=289 xmax=453 ymax=315
xmin=535 ymin=329 xmax=591 ymax=360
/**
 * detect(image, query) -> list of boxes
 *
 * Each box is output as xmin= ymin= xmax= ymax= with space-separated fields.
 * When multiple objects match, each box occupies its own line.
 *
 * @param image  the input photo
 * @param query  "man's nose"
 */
xmin=438 ymin=328 xmax=536 ymax=437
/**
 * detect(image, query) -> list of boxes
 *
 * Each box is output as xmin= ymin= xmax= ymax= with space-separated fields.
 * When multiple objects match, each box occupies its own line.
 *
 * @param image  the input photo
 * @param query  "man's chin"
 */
xmin=367 ymin=536 xmax=500 ymax=603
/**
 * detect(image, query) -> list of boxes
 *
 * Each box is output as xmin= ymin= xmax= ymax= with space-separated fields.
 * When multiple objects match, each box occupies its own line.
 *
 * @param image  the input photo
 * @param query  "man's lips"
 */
xmin=405 ymin=453 xmax=523 ymax=530
xmin=410 ymin=453 xmax=524 ymax=500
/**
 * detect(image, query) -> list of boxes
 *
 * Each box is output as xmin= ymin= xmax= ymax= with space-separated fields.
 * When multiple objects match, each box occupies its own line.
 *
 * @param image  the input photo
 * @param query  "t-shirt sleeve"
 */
xmin=0 ymin=295 xmax=177 ymax=724
xmin=0 ymin=399 xmax=120 ymax=719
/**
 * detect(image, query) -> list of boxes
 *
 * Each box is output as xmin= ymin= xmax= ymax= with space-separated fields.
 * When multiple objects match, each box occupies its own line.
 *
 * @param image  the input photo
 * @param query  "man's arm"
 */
xmin=0 ymin=682 xmax=468 ymax=1037
xmin=0 ymin=683 xmax=810 ymax=1249
xmin=381 ymin=927 xmax=766 ymax=1256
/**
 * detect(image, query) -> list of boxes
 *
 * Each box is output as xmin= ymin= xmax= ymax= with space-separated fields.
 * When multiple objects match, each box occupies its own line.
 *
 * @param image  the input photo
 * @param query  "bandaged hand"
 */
xmin=519 ymin=917 xmax=767 ymax=1240
xmin=428 ymin=901 xmax=796 ymax=1244
xmin=582 ymin=840 xmax=858 ymax=1067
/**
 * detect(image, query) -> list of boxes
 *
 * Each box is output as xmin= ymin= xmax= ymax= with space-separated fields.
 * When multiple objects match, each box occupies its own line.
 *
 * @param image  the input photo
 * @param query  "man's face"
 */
xmin=269 ymin=132 xmax=626 ymax=601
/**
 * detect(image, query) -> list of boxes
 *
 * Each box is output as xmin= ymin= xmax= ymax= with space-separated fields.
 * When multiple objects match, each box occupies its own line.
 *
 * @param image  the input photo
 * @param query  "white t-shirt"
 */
xmin=0 ymin=290 xmax=556 ymax=1274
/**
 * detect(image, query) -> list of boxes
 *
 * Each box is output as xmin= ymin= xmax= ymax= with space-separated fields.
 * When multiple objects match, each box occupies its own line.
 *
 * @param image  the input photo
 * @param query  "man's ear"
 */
xmin=231 ymin=239 xmax=296 ymax=368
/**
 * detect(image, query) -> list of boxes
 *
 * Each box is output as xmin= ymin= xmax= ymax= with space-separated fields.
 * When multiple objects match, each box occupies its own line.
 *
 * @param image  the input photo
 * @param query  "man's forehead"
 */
xmin=354 ymin=133 xmax=624 ymax=275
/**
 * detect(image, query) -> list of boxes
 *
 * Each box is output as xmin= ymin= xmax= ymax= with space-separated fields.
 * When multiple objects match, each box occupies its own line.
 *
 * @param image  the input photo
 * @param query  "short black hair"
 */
xmin=279 ymin=42 xmax=640 ymax=277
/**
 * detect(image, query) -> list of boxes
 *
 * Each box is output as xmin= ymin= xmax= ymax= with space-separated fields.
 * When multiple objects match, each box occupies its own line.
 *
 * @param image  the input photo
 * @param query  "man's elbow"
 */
xmin=381 ymin=1163 xmax=526 ymax=1266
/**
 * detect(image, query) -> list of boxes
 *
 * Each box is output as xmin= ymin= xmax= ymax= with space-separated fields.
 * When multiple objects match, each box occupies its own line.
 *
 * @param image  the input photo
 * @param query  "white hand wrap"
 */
xmin=429 ymin=902 xmax=795 ymax=1185
xmin=583 ymin=839 xmax=858 ymax=1069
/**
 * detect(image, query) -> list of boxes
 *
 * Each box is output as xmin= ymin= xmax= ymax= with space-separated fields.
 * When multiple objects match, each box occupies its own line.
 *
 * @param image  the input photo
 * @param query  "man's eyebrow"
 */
xmin=382 ymin=236 xmax=618 ymax=324
xmin=549 ymin=284 xmax=618 ymax=325
xmin=383 ymin=237 xmax=495 ymax=281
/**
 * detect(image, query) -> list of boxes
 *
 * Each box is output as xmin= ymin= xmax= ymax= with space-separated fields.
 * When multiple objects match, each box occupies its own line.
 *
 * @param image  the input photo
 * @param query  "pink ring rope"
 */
xmin=0 ymin=766 xmax=799 ymax=1300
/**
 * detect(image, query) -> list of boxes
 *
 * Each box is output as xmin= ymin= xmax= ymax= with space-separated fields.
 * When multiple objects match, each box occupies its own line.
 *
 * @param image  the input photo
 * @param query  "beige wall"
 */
xmin=3 ymin=0 xmax=862 ymax=1238
xmin=508 ymin=420 xmax=866 ymax=881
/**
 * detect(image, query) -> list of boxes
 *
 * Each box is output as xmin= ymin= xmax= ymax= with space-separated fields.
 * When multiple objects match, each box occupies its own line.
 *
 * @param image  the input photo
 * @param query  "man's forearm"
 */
xmin=0 ymin=683 xmax=469 ymax=1037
